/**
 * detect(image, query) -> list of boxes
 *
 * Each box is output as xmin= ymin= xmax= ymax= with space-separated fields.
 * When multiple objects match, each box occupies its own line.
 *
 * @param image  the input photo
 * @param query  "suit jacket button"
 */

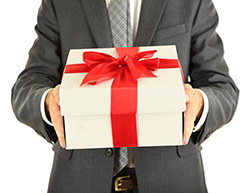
xmin=105 ymin=149 xmax=113 ymax=157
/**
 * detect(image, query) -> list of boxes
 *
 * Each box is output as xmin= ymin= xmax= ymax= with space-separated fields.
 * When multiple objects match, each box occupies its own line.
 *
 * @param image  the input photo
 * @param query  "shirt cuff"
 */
xmin=40 ymin=88 xmax=54 ymax=126
xmin=193 ymin=89 xmax=209 ymax=132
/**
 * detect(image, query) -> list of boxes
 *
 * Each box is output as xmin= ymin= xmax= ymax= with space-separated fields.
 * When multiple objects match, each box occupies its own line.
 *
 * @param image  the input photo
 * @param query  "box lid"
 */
xmin=60 ymin=45 xmax=186 ymax=116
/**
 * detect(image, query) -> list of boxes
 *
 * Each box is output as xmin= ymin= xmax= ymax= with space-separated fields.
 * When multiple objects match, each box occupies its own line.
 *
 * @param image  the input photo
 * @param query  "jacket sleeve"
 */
xmin=11 ymin=0 xmax=61 ymax=143
xmin=189 ymin=0 xmax=239 ymax=145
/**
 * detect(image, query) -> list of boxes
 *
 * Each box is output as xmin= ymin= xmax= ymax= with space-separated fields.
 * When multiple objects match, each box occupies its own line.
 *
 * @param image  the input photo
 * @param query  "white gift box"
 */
xmin=60 ymin=45 xmax=186 ymax=149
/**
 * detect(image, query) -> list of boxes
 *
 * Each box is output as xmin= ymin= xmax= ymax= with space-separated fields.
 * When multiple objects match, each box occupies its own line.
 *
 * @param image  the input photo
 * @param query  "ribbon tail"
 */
xmin=80 ymin=61 xmax=119 ymax=86
xmin=135 ymin=58 xmax=158 ymax=77
xmin=80 ymin=69 xmax=118 ymax=86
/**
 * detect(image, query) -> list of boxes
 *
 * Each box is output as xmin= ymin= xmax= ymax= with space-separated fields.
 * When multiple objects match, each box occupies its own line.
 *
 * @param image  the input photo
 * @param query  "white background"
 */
xmin=1 ymin=0 xmax=249 ymax=192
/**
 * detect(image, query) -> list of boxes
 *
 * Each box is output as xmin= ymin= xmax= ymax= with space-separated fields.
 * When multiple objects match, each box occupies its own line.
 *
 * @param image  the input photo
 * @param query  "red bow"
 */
xmin=80 ymin=47 xmax=159 ymax=86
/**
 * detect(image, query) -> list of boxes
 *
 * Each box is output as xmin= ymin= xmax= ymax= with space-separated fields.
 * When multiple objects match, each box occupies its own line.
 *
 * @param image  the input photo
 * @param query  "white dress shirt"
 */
xmin=41 ymin=0 xmax=209 ymax=140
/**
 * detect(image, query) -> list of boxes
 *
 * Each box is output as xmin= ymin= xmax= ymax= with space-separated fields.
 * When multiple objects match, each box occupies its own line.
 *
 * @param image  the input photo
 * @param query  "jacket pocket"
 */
xmin=52 ymin=141 xmax=73 ymax=160
xmin=152 ymin=23 xmax=186 ymax=42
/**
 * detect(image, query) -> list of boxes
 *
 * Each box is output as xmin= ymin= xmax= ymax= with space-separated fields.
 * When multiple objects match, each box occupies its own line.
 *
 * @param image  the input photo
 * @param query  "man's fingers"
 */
xmin=49 ymin=85 xmax=66 ymax=148
xmin=51 ymin=104 xmax=65 ymax=148
xmin=183 ymin=84 xmax=196 ymax=145
xmin=183 ymin=121 xmax=194 ymax=145
xmin=184 ymin=84 xmax=194 ymax=103
xmin=53 ymin=85 xmax=61 ymax=106
xmin=183 ymin=84 xmax=205 ymax=145
xmin=184 ymin=102 xmax=195 ymax=145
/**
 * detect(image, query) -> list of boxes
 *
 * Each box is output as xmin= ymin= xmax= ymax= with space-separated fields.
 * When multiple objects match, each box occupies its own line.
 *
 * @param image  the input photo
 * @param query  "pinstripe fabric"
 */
xmin=108 ymin=0 xmax=132 ymax=176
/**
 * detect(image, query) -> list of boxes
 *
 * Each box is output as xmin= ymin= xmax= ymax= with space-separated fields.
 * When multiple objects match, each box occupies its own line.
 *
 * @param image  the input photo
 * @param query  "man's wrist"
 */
xmin=195 ymin=89 xmax=204 ymax=122
xmin=40 ymin=88 xmax=54 ymax=126
xmin=193 ymin=89 xmax=209 ymax=132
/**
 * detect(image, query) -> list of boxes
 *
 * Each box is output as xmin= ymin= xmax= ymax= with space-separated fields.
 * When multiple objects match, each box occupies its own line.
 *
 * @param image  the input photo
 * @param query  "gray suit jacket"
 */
xmin=11 ymin=0 xmax=239 ymax=192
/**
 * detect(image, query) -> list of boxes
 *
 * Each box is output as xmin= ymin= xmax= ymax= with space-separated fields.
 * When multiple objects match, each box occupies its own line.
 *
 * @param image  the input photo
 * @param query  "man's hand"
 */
xmin=184 ymin=84 xmax=204 ymax=145
xmin=45 ymin=85 xmax=66 ymax=148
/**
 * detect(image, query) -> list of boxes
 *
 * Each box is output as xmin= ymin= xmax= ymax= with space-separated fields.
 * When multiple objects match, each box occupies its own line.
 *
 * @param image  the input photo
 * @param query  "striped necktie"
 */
xmin=108 ymin=0 xmax=133 ymax=176
xmin=108 ymin=0 xmax=133 ymax=48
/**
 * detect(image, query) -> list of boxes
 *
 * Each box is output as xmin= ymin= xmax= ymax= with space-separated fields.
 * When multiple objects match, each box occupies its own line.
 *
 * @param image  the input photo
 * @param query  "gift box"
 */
xmin=60 ymin=45 xmax=186 ymax=149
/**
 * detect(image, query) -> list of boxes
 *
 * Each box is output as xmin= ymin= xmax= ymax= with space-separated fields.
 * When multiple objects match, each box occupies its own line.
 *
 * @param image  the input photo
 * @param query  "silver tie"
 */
xmin=108 ymin=0 xmax=133 ymax=176
xmin=108 ymin=0 xmax=133 ymax=48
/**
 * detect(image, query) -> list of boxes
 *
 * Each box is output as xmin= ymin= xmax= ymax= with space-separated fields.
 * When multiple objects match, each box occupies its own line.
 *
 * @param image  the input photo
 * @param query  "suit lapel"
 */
xmin=81 ymin=0 xmax=113 ymax=48
xmin=135 ymin=0 xmax=168 ymax=46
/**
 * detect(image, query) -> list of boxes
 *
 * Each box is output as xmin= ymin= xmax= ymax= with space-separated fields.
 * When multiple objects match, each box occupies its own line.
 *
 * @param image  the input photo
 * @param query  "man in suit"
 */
xmin=11 ymin=0 xmax=239 ymax=192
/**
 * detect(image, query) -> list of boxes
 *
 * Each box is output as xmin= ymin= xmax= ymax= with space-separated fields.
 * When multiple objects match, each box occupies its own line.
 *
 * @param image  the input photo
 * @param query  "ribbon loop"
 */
xmin=132 ymin=50 xmax=158 ymax=61
xmin=83 ymin=51 xmax=116 ymax=66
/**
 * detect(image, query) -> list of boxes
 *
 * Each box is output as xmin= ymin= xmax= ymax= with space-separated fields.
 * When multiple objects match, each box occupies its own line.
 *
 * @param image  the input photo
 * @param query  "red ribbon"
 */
xmin=63 ymin=47 xmax=183 ymax=147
